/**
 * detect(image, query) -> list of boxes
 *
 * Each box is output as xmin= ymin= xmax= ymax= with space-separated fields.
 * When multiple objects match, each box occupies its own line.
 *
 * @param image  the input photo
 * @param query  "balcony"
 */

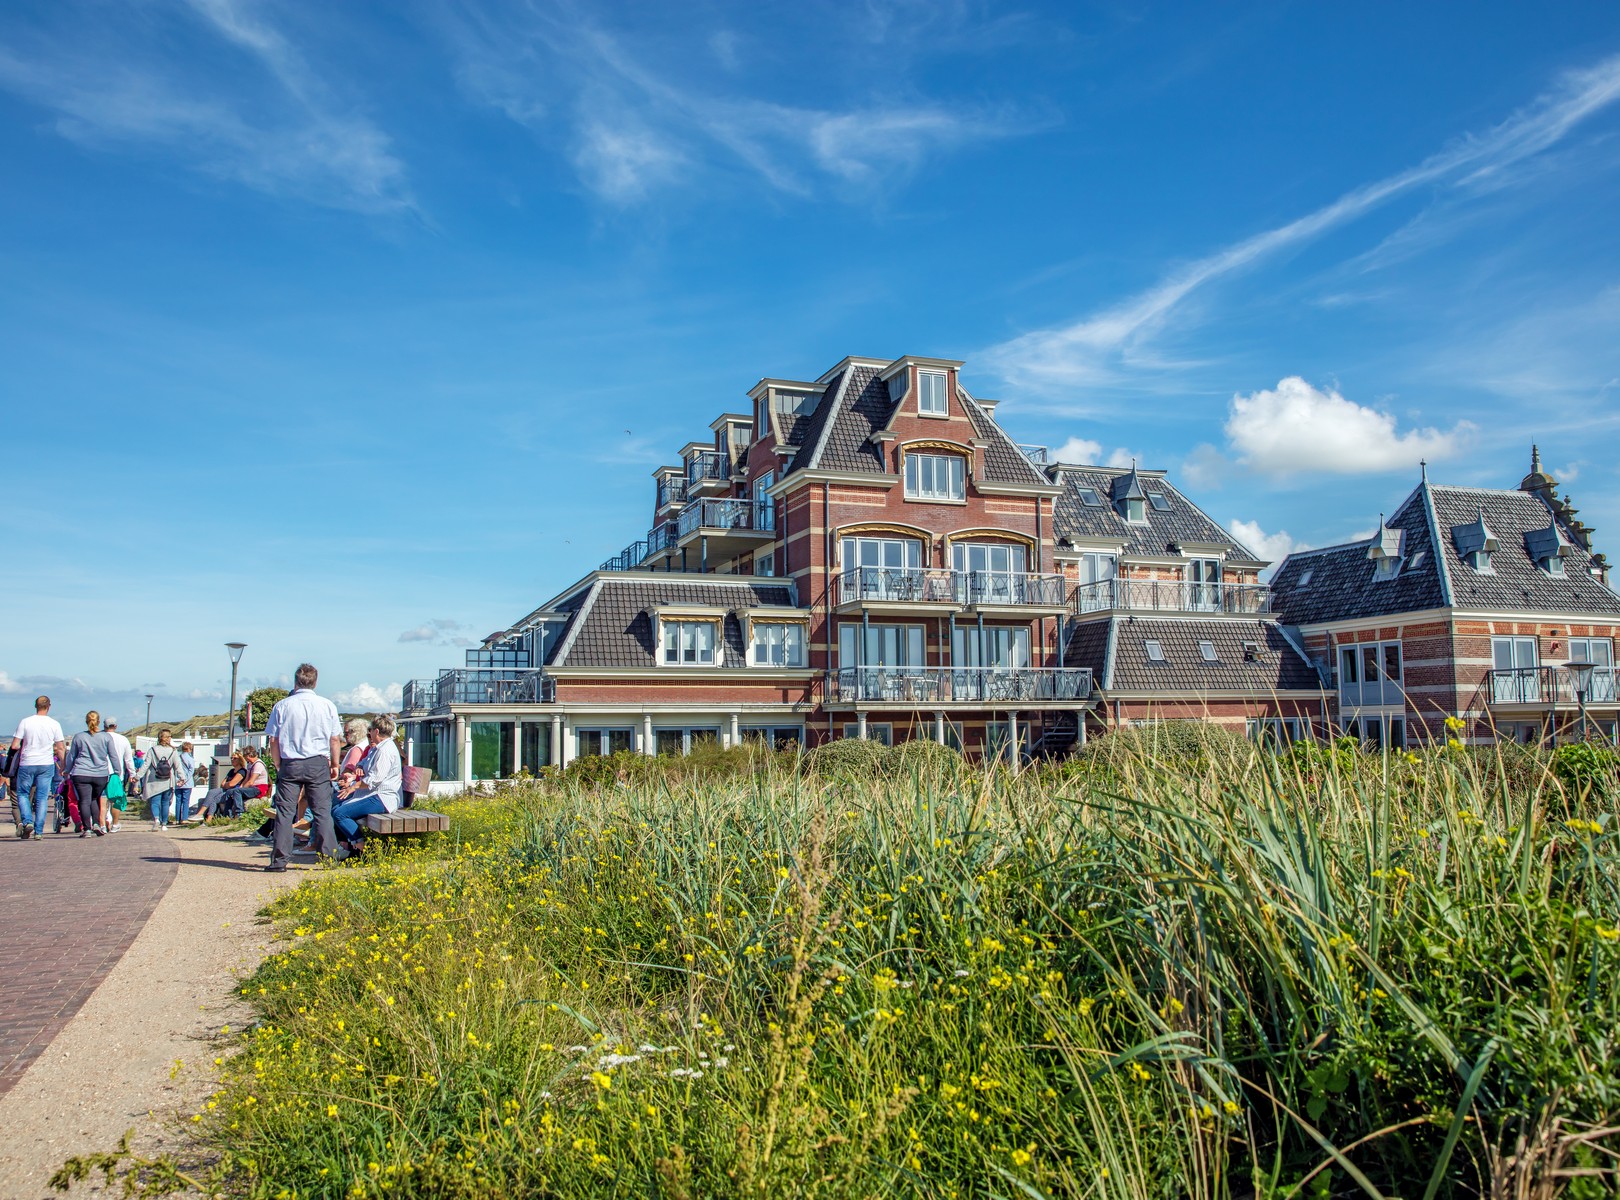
xmin=601 ymin=539 xmax=649 ymax=572
xmin=646 ymin=521 xmax=678 ymax=558
xmin=656 ymin=479 xmax=688 ymax=510
xmin=436 ymin=669 xmax=556 ymax=710
xmin=835 ymin=567 xmax=1068 ymax=611
xmin=684 ymin=450 xmax=731 ymax=493
xmin=1487 ymin=666 xmax=1619 ymax=707
xmin=828 ymin=666 xmax=1093 ymax=706
xmin=1072 ymin=578 xmax=1273 ymax=615
xmin=401 ymin=679 xmax=438 ymax=714
xmin=1019 ymin=444 xmax=1052 ymax=465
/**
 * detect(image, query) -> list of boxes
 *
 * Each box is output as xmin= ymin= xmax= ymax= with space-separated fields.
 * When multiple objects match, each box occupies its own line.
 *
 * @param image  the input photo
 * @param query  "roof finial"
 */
xmin=1530 ymin=443 xmax=1542 ymax=474
xmin=1420 ymin=459 xmax=1427 ymax=481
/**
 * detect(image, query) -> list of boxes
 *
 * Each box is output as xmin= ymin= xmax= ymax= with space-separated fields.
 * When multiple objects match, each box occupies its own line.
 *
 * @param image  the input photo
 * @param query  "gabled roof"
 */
xmin=551 ymin=577 xmax=799 ymax=670
xmin=1271 ymin=481 xmax=1620 ymax=624
xmin=1065 ymin=616 xmax=1321 ymax=693
xmin=785 ymin=357 xmax=1049 ymax=486
xmin=1051 ymin=466 xmax=1262 ymax=562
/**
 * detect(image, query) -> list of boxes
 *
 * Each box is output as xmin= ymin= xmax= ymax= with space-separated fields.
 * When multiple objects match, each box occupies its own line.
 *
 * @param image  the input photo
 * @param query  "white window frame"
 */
xmin=1144 ymin=640 xmax=1165 ymax=662
xmin=749 ymin=621 xmax=806 ymax=667
xmin=917 ymin=371 xmax=948 ymax=416
xmin=904 ymin=452 xmax=966 ymax=501
xmin=576 ymin=728 xmax=636 ymax=757
xmin=660 ymin=619 xmax=720 ymax=666
xmin=839 ymin=623 xmax=926 ymax=668
xmin=842 ymin=723 xmax=894 ymax=746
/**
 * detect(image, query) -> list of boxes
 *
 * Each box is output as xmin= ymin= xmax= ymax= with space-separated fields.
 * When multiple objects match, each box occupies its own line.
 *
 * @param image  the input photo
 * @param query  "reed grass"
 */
xmin=70 ymin=737 xmax=1620 ymax=1198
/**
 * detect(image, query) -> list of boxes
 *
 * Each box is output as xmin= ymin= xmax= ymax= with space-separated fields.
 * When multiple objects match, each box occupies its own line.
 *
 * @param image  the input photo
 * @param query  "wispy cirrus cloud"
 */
xmin=984 ymin=52 xmax=1620 ymax=397
xmin=438 ymin=1 xmax=1035 ymax=205
xmin=0 ymin=0 xmax=411 ymax=213
xmin=398 ymin=619 xmax=475 ymax=647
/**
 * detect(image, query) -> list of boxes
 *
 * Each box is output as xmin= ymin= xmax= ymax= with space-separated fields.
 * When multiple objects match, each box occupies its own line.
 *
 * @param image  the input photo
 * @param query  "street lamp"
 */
xmin=1568 ymin=660 xmax=1595 ymax=742
xmin=226 ymin=642 xmax=247 ymax=753
xmin=144 ymin=694 xmax=154 ymax=729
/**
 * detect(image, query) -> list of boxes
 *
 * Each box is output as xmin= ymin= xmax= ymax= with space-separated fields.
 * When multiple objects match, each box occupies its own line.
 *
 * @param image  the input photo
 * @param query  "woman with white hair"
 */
xmin=329 ymin=714 xmax=401 ymax=859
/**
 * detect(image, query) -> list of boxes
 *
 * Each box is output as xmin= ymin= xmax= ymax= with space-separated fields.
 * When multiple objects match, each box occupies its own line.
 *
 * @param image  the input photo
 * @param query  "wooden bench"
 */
xmin=361 ymin=810 xmax=449 ymax=836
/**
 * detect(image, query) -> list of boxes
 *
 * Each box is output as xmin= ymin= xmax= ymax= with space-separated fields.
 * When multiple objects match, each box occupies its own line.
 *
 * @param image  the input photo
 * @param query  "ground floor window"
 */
xmin=520 ymin=722 xmax=553 ymax=770
xmin=740 ymin=725 xmax=805 ymax=751
xmin=470 ymin=721 xmax=514 ymax=781
xmin=1349 ymin=714 xmax=1405 ymax=750
xmin=1496 ymin=720 xmax=1547 ymax=746
xmin=1247 ymin=717 xmax=1304 ymax=747
xmin=984 ymin=721 xmax=1034 ymax=759
xmin=841 ymin=722 xmax=894 ymax=746
xmin=653 ymin=727 xmax=723 ymax=755
xmin=405 ymin=721 xmax=452 ymax=779
xmin=576 ymin=728 xmax=634 ymax=757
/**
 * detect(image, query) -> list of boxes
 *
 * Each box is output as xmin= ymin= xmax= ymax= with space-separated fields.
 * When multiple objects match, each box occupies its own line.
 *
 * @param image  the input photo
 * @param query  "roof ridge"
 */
xmin=804 ymin=366 xmax=859 ymax=472
xmin=955 ymin=385 xmax=1048 ymax=485
xmin=1102 ymin=616 xmax=1119 ymax=691
xmin=1418 ymin=480 xmax=1454 ymax=607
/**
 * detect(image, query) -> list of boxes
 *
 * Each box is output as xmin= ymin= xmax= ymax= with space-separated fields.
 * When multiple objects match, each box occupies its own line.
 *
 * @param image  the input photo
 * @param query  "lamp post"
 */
xmin=226 ymin=642 xmax=247 ymax=754
xmin=1568 ymin=660 xmax=1595 ymax=743
xmin=144 ymin=694 xmax=154 ymax=730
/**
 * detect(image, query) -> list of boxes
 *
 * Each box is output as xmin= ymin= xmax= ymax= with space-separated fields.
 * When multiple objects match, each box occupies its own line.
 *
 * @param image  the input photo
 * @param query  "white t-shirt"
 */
xmin=13 ymin=714 xmax=66 ymax=767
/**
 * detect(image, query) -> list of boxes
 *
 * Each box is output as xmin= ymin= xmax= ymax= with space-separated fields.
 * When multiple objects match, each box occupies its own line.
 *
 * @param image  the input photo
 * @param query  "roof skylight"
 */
xmin=1199 ymin=641 xmax=1218 ymax=662
xmin=1144 ymin=640 xmax=1165 ymax=662
xmin=1078 ymin=487 xmax=1103 ymax=507
xmin=1297 ymin=568 xmax=1314 ymax=588
xmin=1148 ymin=493 xmax=1171 ymax=511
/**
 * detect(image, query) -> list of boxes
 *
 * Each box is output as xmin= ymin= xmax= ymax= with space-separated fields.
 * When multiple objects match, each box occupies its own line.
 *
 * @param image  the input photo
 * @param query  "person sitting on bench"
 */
xmin=195 ymin=747 xmax=269 ymax=823
xmin=329 ymin=715 xmax=401 ymax=857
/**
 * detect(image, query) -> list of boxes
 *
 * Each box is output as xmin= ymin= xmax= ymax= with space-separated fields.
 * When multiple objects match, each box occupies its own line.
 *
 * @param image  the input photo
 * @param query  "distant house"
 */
xmin=397 ymin=353 xmax=1327 ymax=784
xmin=1270 ymin=449 xmax=1619 ymax=747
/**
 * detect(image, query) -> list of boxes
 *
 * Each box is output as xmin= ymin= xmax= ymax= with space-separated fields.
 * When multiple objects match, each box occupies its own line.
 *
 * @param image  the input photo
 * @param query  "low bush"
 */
xmin=1552 ymin=740 xmax=1618 ymax=802
xmin=1079 ymin=718 xmax=1254 ymax=767
xmin=801 ymin=735 xmax=890 ymax=778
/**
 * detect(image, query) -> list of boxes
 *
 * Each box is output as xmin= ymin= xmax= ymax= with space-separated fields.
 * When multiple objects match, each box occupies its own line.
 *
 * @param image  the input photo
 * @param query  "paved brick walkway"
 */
xmin=0 ymin=828 xmax=178 ymax=1096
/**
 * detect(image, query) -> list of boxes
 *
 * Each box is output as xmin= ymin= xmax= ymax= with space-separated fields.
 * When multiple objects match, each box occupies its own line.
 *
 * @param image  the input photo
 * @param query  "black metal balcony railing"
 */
xmin=829 ymin=667 xmax=1093 ymax=704
xmin=677 ymin=498 xmax=770 ymax=539
xmin=600 ymin=538 xmax=649 ymax=572
xmin=1487 ymin=666 xmax=1619 ymax=706
xmin=835 ymin=567 xmax=1068 ymax=607
xmin=1072 ymin=578 xmax=1273 ymax=615
xmin=646 ymin=522 xmax=678 ymax=555
xmin=1019 ymin=444 xmax=1052 ymax=465
xmin=656 ymin=479 xmax=688 ymax=509
xmin=435 ymin=669 xmax=556 ymax=709
xmin=685 ymin=450 xmax=730 ymax=484
xmin=401 ymin=679 xmax=437 ymax=713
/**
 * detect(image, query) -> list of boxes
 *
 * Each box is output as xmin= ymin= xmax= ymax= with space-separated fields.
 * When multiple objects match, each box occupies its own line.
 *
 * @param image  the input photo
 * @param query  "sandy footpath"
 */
xmin=0 ymin=830 xmax=307 ymax=1199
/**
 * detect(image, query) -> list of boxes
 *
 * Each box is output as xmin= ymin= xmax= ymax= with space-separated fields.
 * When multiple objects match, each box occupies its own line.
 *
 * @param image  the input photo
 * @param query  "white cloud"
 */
xmin=1225 ymin=377 xmax=1472 ymax=477
xmin=0 ymin=1 xmax=411 ymax=213
xmin=1050 ymin=437 xmax=1136 ymax=468
xmin=984 ymin=53 xmax=1620 ymax=394
xmin=398 ymin=618 xmax=474 ymax=646
xmin=1229 ymin=519 xmax=1307 ymax=578
xmin=333 ymin=682 xmax=403 ymax=712
xmin=0 ymin=671 xmax=23 ymax=694
xmin=439 ymin=7 xmax=1030 ymax=204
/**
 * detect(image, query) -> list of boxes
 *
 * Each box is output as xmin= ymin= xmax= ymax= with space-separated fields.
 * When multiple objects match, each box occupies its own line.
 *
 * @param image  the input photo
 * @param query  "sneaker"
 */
xmin=153 ymin=819 xmax=162 ymax=831
xmin=110 ymin=823 xmax=121 ymax=833
xmin=79 ymin=829 xmax=88 ymax=838
xmin=19 ymin=823 xmax=32 ymax=840
xmin=91 ymin=824 xmax=105 ymax=837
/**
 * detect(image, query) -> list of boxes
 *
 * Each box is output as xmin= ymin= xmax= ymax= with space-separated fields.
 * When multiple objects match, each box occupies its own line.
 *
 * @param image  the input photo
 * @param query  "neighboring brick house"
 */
xmin=1052 ymin=465 xmax=1326 ymax=742
xmin=1270 ymin=451 xmax=1620 ymax=747
xmin=399 ymin=353 xmax=1325 ymax=783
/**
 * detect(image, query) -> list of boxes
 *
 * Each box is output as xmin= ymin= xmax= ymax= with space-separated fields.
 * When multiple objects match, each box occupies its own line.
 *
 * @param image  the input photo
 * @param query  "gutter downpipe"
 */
xmin=825 ymin=483 xmax=834 ymax=746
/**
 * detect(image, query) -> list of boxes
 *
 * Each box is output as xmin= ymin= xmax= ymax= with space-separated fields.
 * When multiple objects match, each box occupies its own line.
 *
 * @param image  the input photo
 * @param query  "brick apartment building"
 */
xmin=400 ymin=354 xmax=1328 ymax=784
xmin=1269 ymin=449 xmax=1620 ymax=747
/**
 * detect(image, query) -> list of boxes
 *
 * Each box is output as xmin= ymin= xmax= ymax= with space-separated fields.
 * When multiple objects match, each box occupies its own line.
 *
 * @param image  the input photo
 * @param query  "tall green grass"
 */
xmin=71 ymin=740 xmax=1620 ymax=1198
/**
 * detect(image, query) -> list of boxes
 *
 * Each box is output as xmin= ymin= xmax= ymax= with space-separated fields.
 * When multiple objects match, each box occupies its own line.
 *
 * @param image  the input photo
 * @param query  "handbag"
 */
xmin=106 ymin=771 xmax=127 ymax=808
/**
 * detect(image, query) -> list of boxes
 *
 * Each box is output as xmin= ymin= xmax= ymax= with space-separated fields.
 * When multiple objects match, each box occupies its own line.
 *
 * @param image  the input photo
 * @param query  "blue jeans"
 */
xmin=332 ymin=794 xmax=389 ymax=842
xmin=172 ymin=788 xmax=192 ymax=823
xmin=15 ymin=764 xmax=53 ymax=832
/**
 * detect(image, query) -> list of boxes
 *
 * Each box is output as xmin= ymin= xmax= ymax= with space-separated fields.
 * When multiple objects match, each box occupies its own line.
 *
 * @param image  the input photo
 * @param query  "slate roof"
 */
xmin=1271 ymin=482 xmax=1620 ymax=625
xmin=1065 ymin=616 xmax=1322 ymax=693
xmin=551 ymin=577 xmax=798 ymax=670
xmin=1051 ymin=467 xmax=1261 ymax=561
xmin=779 ymin=370 xmax=846 ymax=456
xmin=787 ymin=359 xmax=1050 ymax=487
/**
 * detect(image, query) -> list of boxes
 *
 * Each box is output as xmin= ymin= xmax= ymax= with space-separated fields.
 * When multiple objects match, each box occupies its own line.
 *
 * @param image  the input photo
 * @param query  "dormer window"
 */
xmin=917 ymin=371 xmax=948 ymax=416
xmin=1112 ymin=466 xmax=1148 ymax=523
xmin=1544 ymin=556 xmax=1566 ymax=577
xmin=887 ymin=372 xmax=909 ymax=404
xmin=905 ymin=452 xmax=965 ymax=501
xmin=1368 ymin=517 xmax=1404 ymax=582
xmin=1372 ymin=556 xmax=1403 ymax=581
xmin=1123 ymin=498 xmax=1146 ymax=523
xmin=1525 ymin=515 xmax=1573 ymax=578
xmin=1466 ymin=549 xmax=1491 ymax=572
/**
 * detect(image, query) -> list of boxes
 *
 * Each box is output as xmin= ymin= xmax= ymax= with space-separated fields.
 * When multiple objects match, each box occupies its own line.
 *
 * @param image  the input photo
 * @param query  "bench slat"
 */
xmin=361 ymin=810 xmax=449 ymax=835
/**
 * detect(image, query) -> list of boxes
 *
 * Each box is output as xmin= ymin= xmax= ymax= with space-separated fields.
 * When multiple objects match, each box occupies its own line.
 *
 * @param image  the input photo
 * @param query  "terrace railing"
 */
xmin=836 ymin=567 xmax=1068 ymax=607
xmin=685 ymin=450 xmax=730 ymax=484
xmin=401 ymin=679 xmax=438 ymax=713
xmin=1487 ymin=666 xmax=1618 ymax=706
xmin=1340 ymin=676 xmax=1405 ymax=708
xmin=1072 ymin=578 xmax=1273 ymax=615
xmin=677 ymin=499 xmax=766 ymax=539
xmin=600 ymin=538 xmax=649 ymax=572
xmin=829 ymin=666 xmax=1093 ymax=704
xmin=656 ymin=478 xmax=688 ymax=509
xmin=434 ymin=669 xmax=556 ymax=709
xmin=646 ymin=522 xmax=678 ymax=555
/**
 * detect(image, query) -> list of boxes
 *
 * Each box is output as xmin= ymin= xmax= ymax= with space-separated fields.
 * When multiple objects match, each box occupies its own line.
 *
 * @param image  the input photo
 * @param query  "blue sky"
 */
xmin=3 ymin=1 xmax=1619 ymax=730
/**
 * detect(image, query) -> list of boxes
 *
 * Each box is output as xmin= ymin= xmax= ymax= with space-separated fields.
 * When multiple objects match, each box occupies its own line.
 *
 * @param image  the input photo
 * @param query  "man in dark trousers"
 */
xmin=263 ymin=663 xmax=344 ymax=871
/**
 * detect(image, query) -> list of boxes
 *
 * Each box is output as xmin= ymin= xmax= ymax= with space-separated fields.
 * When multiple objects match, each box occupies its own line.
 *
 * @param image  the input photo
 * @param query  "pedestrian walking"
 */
xmin=104 ymin=719 xmax=135 ymax=832
xmin=137 ymin=730 xmax=184 ymax=831
xmin=63 ymin=710 xmax=117 ymax=837
xmin=264 ymin=663 xmax=343 ymax=871
xmin=8 ymin=696 xmax=66 ymax=840
xmin=172 ymin=740 xmax=196 ymax=824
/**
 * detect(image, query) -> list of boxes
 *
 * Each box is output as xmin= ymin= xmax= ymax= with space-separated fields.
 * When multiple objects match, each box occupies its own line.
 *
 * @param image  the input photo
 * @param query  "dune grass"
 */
xmin=65 ymin=737 xmax=1620 ymax=1198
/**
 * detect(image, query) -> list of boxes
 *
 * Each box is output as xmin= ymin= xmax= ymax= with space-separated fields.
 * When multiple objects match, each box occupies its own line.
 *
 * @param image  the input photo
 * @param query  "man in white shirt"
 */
xmin=263 ymin=663 xmax=344 ymax=871
xmin=9 ymin=696 xmax=65 ymax=840
xmin=104 ymin=719 xmax=135 ymax=831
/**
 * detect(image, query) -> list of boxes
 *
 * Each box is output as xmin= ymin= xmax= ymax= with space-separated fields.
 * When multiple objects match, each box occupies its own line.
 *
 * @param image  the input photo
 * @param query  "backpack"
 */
xmin=152 ymin=749 xmax=174 ymax=781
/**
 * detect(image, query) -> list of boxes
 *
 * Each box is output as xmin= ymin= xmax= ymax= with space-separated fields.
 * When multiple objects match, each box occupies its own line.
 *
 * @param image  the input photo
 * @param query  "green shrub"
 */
xmin=1552 ymin=740 xmax=1618 ymax=801
xmin=1079 ymin=718 xmax=1253 ymax=766
xmin=890 ymin=737 xmax=964 ymax=775
xmin=560 ymin=750 xmax=653 ymax=788
xmin=1286 ymin=733 xmax=1360 ymax=778
xmin=801 ymin=735 xmax=891 ymax=777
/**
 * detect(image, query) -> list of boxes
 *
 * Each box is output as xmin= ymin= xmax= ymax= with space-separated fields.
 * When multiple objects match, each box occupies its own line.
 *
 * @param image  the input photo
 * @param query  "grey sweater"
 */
xmin=65 ymin=731 xmax=117 ymax=778
xmin=138 ymin=745 xmax=181 ymax=796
